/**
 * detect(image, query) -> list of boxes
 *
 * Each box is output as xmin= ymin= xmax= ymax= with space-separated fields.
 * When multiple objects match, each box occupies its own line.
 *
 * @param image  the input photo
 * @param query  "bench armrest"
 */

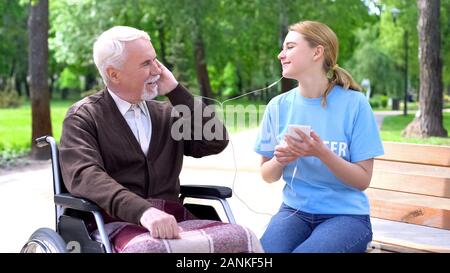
xmin=180 ymin=185 xmax=232 ymax=199
xmin=54 ymin=193 xmax=101 ymax=212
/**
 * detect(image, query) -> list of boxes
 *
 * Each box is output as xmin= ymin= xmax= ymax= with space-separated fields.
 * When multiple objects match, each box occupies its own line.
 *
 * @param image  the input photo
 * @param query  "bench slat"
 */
xmin=366 ymin=188 xmax=450 ymax=230
xmin=371 ymin=170 xmax=450 ymax=198
xmin=368 ymin=142 xmax=450 ymax=253
xmin=378 ymin=142 xmax=450 ymax=167
xmin=369 ymin=241 xmax=430 ymax=253
xmin=371 ymin=218 xmax=450 ymax=253
xmin=374 ymin=159 xmax=450 ymax=177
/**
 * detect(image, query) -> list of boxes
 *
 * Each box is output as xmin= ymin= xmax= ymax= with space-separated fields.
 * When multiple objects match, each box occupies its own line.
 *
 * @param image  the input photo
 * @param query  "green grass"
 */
xmin=0 ymin=100 xmax=75 ymax=159
xmin=380 ymin=112 xmax=450 ymax=145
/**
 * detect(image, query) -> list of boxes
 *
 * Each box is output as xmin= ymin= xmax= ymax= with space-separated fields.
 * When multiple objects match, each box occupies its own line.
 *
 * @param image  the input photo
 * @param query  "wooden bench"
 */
xmin=365 ymin=142 xmax=450 ymax=253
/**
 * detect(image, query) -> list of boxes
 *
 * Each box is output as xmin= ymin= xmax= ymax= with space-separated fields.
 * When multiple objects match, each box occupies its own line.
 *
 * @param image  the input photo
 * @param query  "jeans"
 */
xmin=260 ymin=203 xmax=372 ymax=253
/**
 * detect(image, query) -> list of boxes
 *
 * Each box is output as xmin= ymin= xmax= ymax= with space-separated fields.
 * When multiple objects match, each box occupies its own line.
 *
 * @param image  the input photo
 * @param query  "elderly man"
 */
xmin=59 ymin=26 xmax=261 ymax=252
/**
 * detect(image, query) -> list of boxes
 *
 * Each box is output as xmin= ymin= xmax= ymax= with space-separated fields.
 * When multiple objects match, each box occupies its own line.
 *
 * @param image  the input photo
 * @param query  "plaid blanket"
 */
xmin=91 ymin=199 xmax=263 ymax=253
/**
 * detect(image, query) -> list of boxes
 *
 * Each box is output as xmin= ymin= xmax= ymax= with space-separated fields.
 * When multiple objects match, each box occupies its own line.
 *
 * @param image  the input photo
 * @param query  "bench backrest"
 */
xmin=367 ymin=142 xmax=450 ymax=230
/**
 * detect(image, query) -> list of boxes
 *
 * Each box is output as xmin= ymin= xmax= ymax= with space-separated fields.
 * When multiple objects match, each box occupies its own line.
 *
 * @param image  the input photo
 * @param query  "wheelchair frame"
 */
xmin=22 ymin=136 xmax=236 ymax=253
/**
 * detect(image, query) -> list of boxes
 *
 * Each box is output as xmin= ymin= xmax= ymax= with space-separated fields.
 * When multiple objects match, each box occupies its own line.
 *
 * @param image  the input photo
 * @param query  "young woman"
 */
xmin=254 ymin=21 xmax=384 ymax=253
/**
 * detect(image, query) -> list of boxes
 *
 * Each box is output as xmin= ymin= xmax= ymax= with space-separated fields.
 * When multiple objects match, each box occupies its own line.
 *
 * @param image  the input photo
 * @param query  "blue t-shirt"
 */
xmin=254 ymin=85 xmax=384 ymax=215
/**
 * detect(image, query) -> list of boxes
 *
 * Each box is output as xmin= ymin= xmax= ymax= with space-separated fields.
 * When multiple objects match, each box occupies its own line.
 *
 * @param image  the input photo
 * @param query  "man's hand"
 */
xmin=140 ymin=207 xmax=182 ymax=239
xmin=156 ymin=60 xmax=178 ymax=96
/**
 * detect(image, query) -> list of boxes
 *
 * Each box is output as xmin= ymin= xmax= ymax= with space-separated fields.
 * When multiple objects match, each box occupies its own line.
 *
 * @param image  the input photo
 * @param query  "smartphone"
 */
xmin=287 ymin=124 xmax=311 ymax=140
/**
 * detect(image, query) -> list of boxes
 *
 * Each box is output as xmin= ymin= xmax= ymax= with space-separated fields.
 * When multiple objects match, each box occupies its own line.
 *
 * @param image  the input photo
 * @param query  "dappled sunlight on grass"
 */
xmin=380 ymin=113 xmax=450 ymax=145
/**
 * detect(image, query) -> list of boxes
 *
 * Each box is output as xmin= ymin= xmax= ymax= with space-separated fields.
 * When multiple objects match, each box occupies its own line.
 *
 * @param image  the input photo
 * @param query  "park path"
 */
xmin=374 ymin=111 xmax=400 ymax=129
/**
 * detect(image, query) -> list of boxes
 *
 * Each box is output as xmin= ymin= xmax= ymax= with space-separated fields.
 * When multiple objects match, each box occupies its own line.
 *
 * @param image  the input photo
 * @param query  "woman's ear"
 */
xmin=312 ymin=45 xmax=324 ymax=61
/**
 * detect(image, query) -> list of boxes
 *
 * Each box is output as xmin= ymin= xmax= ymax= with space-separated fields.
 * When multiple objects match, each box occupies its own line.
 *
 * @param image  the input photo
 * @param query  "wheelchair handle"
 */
xmin=35 ymin=136 xmax=50 ymax=148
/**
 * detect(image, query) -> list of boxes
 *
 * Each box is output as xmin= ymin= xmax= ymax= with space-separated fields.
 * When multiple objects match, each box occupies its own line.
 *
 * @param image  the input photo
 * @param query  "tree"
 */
xmin=403 ymin=0 xmax=447 ymax=138
xmin=345 ymin=24 xmax=402 ymax=100
xmin=278 ymin=0 xmax=295 ymax=92
xmin=189 ymin=3 xmax=215 ymax=105
xmin=47 ymin=0 xmax=373 ymax=102
xmin=441 ymin=0 xmax=450 ymax=94
xmin=29 ymin=0 xmax=52 ymax=159
xmin=379 ymin=0 xmax=420 ymax=104
xmin=0 ymin=0 xmax=28 ymax=97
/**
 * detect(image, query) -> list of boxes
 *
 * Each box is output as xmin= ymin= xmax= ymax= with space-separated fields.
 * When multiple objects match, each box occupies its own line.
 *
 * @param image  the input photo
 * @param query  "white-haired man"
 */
xmin=59 ymin=26 xmax=237 ymax=248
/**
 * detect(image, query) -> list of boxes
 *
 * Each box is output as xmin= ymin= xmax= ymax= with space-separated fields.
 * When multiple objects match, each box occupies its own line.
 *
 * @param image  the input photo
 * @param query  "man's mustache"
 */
xmin=145 ymin=75 xmax=160 ymax=84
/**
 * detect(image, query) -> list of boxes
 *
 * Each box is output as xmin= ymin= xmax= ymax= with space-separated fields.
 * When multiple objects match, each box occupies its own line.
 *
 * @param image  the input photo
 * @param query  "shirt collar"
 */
xmin=107 ymin=88 xmax=148 ymax=117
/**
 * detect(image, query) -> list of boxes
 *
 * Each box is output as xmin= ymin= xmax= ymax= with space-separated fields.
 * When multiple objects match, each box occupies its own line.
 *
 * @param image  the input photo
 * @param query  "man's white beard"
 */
xmin=141 ymin=84 xmax=158 ymax=101
xmin=141 ymin=75 xmax=160 ymax=101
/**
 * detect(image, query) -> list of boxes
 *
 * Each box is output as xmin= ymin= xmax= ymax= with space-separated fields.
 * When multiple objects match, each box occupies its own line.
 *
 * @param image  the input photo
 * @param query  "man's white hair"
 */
xmin=93 ymin=26 xmax=150 ymax=85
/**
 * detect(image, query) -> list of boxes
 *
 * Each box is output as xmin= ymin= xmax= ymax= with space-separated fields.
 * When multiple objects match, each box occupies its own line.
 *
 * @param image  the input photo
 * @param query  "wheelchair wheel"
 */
xmin=21 ymin=228 xmax=67 ymax=253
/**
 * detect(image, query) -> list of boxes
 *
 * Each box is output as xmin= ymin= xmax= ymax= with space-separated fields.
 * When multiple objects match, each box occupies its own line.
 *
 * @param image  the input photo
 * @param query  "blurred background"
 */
xmin=0 ymin=0 xmax=449 ymax=164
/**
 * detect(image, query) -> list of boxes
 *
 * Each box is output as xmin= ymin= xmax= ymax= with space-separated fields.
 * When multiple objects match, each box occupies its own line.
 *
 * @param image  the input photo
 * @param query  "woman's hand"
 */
xmin=274 ymin=143 xmax=298 ymax=166
xmin=284 ymin=129 xmax=327 ymax=159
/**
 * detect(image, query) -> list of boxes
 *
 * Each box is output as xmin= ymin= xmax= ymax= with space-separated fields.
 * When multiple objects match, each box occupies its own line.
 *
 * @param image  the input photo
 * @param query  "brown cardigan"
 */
xmin=59 ymin=84 xmax=228 ymax=224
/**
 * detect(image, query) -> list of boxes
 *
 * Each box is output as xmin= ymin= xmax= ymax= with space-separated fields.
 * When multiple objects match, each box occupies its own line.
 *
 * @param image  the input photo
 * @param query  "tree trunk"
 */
xmin=24 ymin=74 xmax=30 ymax=98
xmin=403 ymin=0 xmax=447 ymax=138
xmin=192 ymin=24 xmax=213 ymax=105
xmin=61 ymin=88 xmax=69 ymax=100
xmin=16 ymin=76 xmax=22 ymax=97
xmin=236 ymin=61 xmax=242 ymax=100
xmin=279 ymin=0 xmax=295 ymax=93
xmin=28 ymin=0 xmax=52 ymax=159
xmin=49 ymin=74 xmax=55 ymax=99
xmin=85 ymin=72 xmax=97 ymax=90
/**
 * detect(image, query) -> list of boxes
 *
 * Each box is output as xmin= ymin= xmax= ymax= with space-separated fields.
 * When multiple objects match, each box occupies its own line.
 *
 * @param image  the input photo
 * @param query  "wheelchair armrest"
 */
xmin=54 ymin=193 xmax=101 ymax=212
xmin=35 ymin=136 xmax=50 ymax=148
xmin=180 ymin=185 xmax=232 ymax=199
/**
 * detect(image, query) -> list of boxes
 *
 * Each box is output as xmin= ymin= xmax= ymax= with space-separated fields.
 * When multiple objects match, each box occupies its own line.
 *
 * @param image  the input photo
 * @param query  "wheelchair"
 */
xmin=21 ymin=136 xmax=236 ymax=253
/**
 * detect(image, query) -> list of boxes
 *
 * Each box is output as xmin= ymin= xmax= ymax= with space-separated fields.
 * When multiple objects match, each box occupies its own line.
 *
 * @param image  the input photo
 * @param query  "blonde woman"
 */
xmin=254 ymin=21 xmax=383 ymax=253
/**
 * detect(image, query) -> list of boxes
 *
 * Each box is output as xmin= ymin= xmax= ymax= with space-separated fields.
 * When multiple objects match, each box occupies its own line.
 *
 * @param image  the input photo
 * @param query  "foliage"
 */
xmin=2 ymin=0 xmax=450 ymax=98
xmin=0 ymin=0 xmax=28 ymax=95
xmin=0 ymin=78 xmax=23 ymax=108
xmin=208 ymin=62 xmax=238 ymax=98
xmin=57 ymin=67 xmax=83 ymax=90
xmin=441 ymin=0 xmax=450 ymax=90
xmin=345 ymin=24 xmax=403 ymax=98
xmin=378 ymin=0 xmax=420 ymax=93
xmin=369 ymin=94 xmax=388 ymax=109
xmin=46 ymin=0 xmax=374 ymax=96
